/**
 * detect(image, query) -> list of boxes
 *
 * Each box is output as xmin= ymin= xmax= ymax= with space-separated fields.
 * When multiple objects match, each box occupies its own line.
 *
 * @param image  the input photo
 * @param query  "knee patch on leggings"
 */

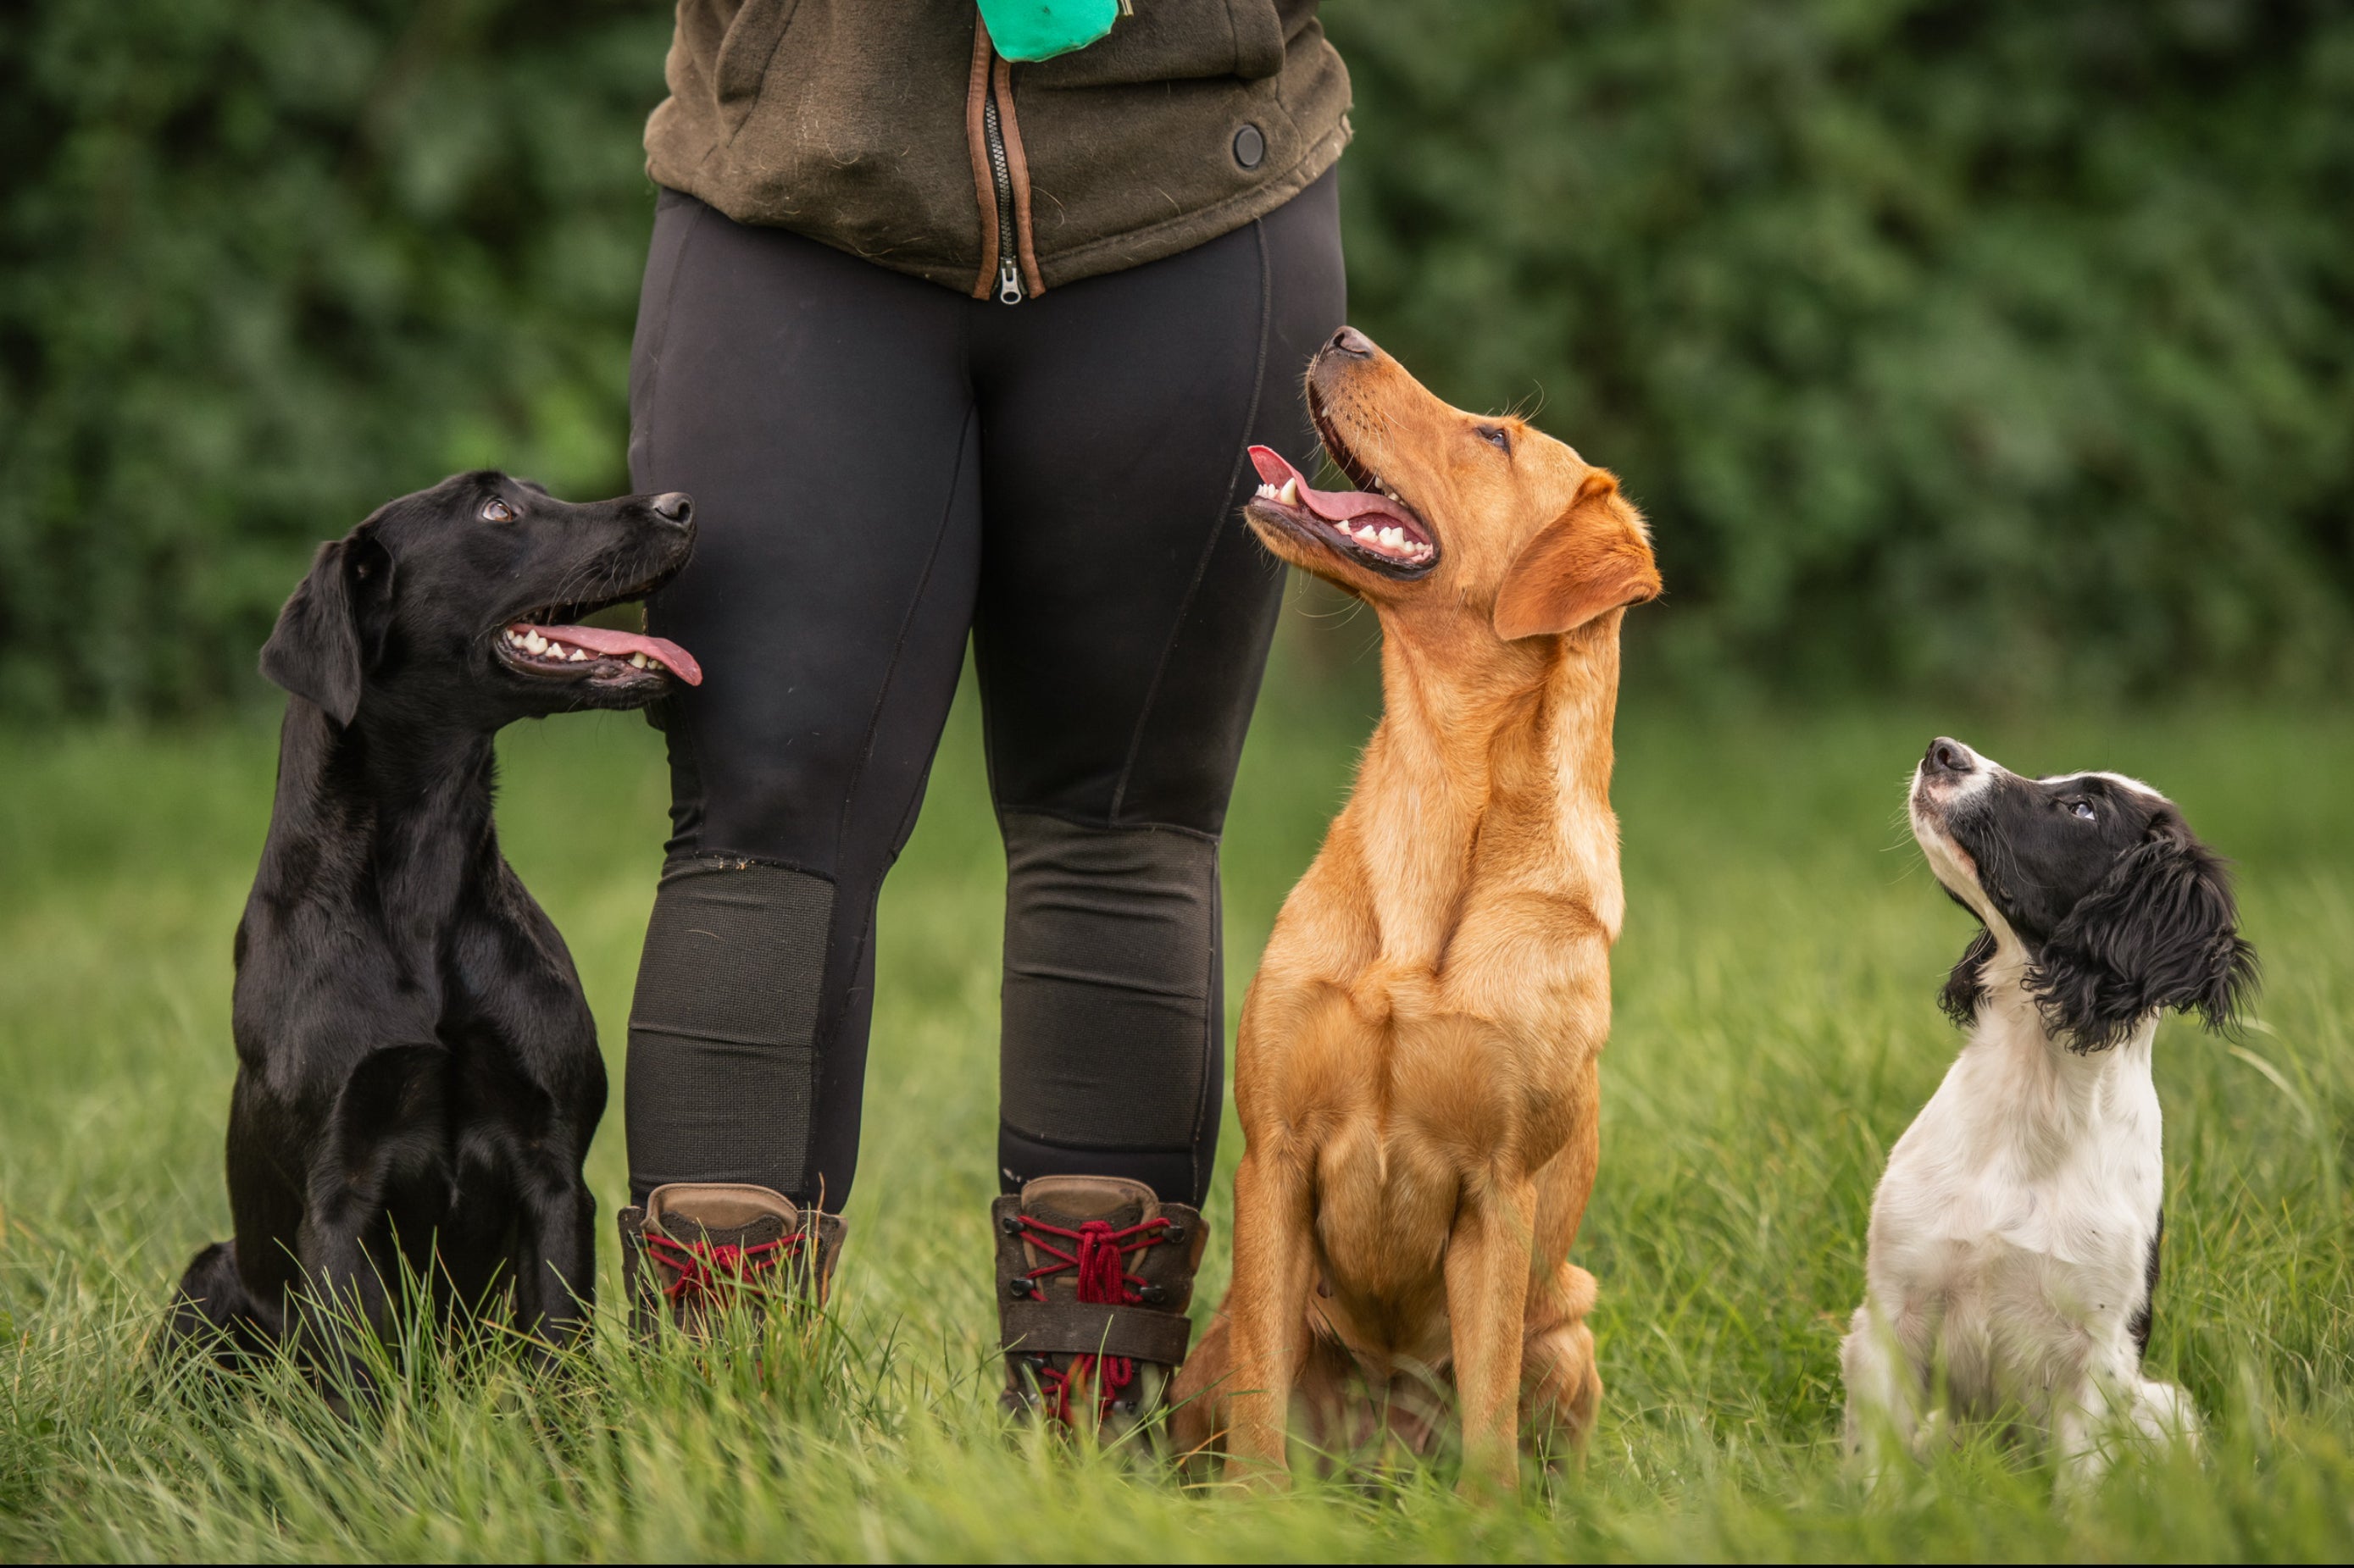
xmin=997 ymin=812 xmax=1221 ymax=1158
xmin=625 ymin=859 xmax=834 ymax=1200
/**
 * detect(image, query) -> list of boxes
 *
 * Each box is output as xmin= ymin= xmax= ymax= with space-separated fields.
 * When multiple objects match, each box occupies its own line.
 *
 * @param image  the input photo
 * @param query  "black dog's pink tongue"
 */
xmin=529 ymin=623 xmax=702 ymax=685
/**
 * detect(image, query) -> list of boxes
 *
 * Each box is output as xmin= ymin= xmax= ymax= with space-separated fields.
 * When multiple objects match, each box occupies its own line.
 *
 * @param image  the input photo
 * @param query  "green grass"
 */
xmin=4 ymin=634 xmax=2353 ymax=1560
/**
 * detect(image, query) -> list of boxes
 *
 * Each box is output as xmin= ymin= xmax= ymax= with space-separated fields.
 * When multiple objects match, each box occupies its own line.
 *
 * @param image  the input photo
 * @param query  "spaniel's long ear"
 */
xmin=2032 ymin=815 xmax=2258 ymax=1052
xmin=258 ymin=528 xmax=392 ymax=726
xmin=1940 ymin=926 xmax=1998 ymax=1028
xmin=1493 ymin=472 xmax=1663 ymax=641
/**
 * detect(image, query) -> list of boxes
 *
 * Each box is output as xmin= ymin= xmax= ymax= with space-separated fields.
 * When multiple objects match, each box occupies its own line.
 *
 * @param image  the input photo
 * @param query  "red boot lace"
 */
xmin=646 ymin=1231 xmax=802 ymax=1311
xmin=1010 ymin=1215 xmax=1169 ymax=1427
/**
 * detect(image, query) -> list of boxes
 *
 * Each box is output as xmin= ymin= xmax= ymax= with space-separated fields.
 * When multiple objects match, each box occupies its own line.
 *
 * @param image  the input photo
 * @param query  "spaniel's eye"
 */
xmin=2069 ymin=800 xmax=2096 ymax=821
xmin=481 ymin=497 xmax=517 ymax=524
xmin=1477 ymin=425 xmax=1511 ymax=453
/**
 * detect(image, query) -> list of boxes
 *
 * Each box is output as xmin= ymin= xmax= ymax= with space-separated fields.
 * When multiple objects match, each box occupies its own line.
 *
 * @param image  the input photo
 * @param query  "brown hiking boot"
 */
xmin=617 ymin=1183 xmax=845 ymax=1339
xmin=994 ymin=1175 xmax=1205 ymax=1445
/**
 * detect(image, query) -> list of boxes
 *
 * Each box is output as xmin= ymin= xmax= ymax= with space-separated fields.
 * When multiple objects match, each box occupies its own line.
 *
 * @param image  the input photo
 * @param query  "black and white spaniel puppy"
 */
xmin=1843 ymin=737 xmax=2256 ymax=1488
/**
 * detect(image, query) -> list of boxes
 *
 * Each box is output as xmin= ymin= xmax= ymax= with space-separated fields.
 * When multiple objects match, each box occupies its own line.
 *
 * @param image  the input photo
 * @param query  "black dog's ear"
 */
xmin=258 ymin=529 xmax=393 ymax=726
xmin=2033 ymin=817 xmax=2258 ymax=1052
xmin=1939 ymin=926 xmax=1997 ymax=1028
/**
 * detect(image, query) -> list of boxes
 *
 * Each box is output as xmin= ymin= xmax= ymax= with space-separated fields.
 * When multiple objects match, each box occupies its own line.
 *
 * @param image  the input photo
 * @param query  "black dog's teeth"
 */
xmin=502 ymin=625 xmax=662 ymax=671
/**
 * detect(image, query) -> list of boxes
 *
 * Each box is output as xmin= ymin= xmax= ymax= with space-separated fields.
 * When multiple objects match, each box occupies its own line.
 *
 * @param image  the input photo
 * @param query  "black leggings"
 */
xmin=622 ymin=173 xmax=1344 ymax=1212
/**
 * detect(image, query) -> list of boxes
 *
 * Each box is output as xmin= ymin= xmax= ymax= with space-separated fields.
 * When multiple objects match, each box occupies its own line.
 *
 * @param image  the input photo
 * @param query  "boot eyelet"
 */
xmin=1138 ymin=1284 xmax=1169 ymax=1305
xmin=1008 ymin=1277 xmax=1034 ymax=1299
xmin=999 ymin=1215 xmax=1024 ymax=1235
xmin=1162 ymin=1224 xmax=1186 ymax=1244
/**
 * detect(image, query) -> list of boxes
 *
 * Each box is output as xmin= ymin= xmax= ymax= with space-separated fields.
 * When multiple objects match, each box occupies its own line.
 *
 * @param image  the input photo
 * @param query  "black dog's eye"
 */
xmin=1477 ymin=425 xmax=1511 ymax=453
xmin=2068 ymin=799 xmax=2096 ymax=821
xmin=481 ymin=498 xmax=517 ymax=524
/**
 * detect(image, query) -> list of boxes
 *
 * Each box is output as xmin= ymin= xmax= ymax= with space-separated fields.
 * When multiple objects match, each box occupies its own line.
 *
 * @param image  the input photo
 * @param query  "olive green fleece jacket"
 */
xmin=644 ymin=0 xmax=1351 ymax=299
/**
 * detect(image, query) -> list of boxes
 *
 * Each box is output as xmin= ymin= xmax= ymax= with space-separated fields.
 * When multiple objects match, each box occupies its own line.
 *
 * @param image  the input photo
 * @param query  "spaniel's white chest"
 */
xmin=1861 ymin=1013 xmax=2165 ymax=1414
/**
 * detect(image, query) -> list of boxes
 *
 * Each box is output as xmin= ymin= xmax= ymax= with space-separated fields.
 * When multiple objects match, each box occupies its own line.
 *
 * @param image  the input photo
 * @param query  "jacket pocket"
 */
xmin=712 ymin=0 xmax=805 ymax=139
xmin=1024 ymin=0 xmax=1285 ymax=88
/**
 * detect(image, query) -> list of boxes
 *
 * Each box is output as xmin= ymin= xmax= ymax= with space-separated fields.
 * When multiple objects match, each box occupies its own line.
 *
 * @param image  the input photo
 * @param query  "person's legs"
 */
xmin=974 ymin=169 xmax=1346 ymax=1209
xmin=622 ymin=190 xmax=980 ymax=1217
xmin=615 ymin=165 xmax=1344 ymax=1342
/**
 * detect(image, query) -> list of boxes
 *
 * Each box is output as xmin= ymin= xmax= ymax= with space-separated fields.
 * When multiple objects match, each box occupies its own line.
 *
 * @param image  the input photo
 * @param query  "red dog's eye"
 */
xmin=1478 ymin=425 xmax=1511 ymax=452
xmin=482 ymin=498 xmax=516 ymax=523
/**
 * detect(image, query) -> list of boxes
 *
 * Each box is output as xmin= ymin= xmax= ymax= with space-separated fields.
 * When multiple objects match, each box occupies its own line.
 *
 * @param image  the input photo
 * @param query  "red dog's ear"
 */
xmin=1492 ymin=472 xmax=1663 ymax=641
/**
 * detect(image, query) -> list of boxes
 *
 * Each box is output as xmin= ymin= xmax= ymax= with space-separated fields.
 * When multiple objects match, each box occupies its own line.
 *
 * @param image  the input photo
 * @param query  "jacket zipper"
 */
xmin=981 ymin=86 xmax=1024 ymax=304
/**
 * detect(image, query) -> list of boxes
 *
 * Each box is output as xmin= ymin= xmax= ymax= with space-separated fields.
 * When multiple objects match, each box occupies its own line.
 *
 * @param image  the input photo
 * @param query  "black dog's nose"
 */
xmin=650 ymin=491 xmax=693 ymax=526
xmin=1924 ymin=737 xmax=1974 ymax=778
xmin=1326 ymin=325 xmax=1375 ymax=359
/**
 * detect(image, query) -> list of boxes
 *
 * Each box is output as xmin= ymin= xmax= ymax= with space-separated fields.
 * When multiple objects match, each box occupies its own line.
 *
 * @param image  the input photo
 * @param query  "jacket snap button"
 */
xmin=1233 ymin=124 xmax=1266 ymax=169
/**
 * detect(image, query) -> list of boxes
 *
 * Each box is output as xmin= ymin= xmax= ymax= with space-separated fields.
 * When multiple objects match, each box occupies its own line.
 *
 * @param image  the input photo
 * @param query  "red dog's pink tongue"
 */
xmin=1246 ymin=446 xmax=1414 ymax=528
xmin=532 ymin=623 xmax=702 ymax=685
xmin=1248 ymin=446 xmax=1302 ymax=487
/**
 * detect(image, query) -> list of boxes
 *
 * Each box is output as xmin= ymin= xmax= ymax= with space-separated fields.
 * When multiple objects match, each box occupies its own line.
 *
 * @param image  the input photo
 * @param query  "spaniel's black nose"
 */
xmin=1326 ymin=325 xmax=1375 ymax=359
xmin=1924 ymin=737 xmax=1974 ymax=778
xmin=651 ymin=492 xmax=694 ymax=526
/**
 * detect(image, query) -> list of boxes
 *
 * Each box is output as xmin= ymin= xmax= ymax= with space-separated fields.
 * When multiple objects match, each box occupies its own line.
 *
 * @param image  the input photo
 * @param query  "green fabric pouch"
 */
xmin=977 ymin=0 xmax=1125 ymax=63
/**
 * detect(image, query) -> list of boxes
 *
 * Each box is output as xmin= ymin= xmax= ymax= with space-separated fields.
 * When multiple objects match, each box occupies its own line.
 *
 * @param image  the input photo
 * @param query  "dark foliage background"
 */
xmin=1339 ymin=1 xmax=2354 ymax=700
xmin=3 ymin=0 xmax=2350 ymax=714
xmin=0 ymin=0 xmax=668 ymax=715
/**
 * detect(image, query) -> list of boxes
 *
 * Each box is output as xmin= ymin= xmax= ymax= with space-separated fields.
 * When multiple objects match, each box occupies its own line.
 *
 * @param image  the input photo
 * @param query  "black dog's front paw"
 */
xmin=160 ymin=1240 xmax=281 ymax=1370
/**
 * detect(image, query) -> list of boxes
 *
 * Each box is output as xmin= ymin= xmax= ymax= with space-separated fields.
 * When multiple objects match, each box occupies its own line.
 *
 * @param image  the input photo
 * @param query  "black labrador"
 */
xmin=165 ymin=471 xmax=697 ymax=1377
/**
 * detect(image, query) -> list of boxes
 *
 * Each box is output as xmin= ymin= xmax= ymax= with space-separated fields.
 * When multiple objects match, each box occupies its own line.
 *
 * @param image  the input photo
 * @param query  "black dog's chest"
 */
xmin=234 ymin=878 xmax=598 ymax=1112
xmin=441 ymin=898 xmax=597 ymax=1067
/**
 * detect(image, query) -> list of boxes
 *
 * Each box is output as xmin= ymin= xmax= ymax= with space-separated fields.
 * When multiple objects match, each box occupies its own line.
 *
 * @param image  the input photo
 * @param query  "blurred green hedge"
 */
xmin=3 ymin=1 xmax=2349 ymax=714
xmin=1338 ymin=2 xmax=2354 ymax=698
xmin=0 ymin=0 xmax=667 ymax=715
